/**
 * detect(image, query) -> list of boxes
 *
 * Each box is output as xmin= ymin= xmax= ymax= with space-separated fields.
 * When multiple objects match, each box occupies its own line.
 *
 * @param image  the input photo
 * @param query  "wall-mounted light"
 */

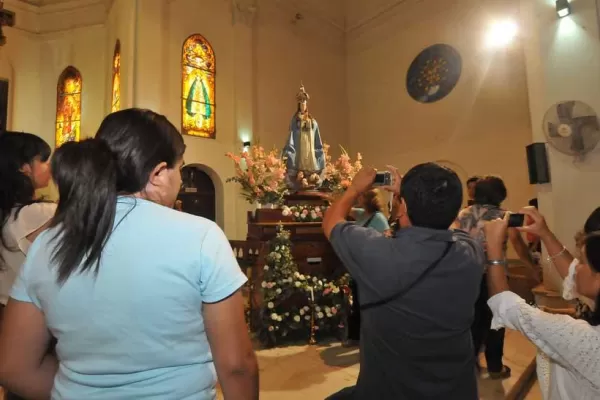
xmin=485 ymin=19 xmax=518 ymax=49
xmin=242 ymin=141 xmax=251 ymax=151
xmin=556 ymin=0 xmax=571 ymax=18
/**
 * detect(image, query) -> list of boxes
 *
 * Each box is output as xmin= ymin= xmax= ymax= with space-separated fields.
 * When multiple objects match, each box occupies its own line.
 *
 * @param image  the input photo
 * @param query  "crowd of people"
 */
xmin=323 ymin=166 xmax=600 ymax=399
xmin=0 ymin=108 xmax=598 ymax=399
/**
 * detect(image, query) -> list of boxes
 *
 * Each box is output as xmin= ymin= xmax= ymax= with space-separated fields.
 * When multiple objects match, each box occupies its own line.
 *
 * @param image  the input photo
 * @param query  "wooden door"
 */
xmin=178 ymin=166 xmax=216 ymax=221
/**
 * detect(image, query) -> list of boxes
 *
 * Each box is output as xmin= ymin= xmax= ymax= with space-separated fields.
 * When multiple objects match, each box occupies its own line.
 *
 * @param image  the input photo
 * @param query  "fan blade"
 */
xmin=556 ymin=102 xmax=575 ymax=122
xmin=547 ymin=122 xmax=559 ymax=137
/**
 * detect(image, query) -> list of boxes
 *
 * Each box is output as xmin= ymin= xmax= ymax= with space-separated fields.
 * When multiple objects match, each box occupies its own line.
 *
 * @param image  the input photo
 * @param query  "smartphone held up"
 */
xmin=372 ymin=171 xmax=393 ymax=187
xmin=507 ymin=213 xmax=525 ymax=228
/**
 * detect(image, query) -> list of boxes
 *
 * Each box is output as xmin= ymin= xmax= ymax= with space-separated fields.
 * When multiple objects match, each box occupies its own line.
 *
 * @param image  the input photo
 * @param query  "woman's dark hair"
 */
xmin=528 ymin=198 xmax=538 ymax=208
xmin=581 ymin=208 xmax=600 ymax=325
xmin=473 ymin=176 xmax=507 ymax=207
xmin=466 ymin=176 xmax=480 ymax=185
xmin=400 ymin=162 xmax=463 ymax=229
xmin=49 ymin=109 xmax=185 ymax=284
xmin=583 ymin=207 xmax=600 ymax=235
xmin=0 ymin=132 xmax=51 ymax=268
xmin=362 ymin=189 xmax=385 ymax=214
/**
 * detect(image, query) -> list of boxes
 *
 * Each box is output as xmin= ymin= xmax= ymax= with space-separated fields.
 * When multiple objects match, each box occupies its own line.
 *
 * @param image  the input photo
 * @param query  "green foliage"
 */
xmin=255 ymin=226 xmax=350 ymax=345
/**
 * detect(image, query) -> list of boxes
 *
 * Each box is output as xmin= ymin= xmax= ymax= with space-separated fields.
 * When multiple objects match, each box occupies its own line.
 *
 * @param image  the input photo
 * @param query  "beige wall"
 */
xmin=521 ymin=0 xmax=600 ymax=289
xmin=17 ymin=0 xmax=600 ymax=251
xmin=346 ymin=0 xmax=534 ymax=216
xmin=105 ymin=0 xmax=136 ymax=112
xmin=115 ymin=0 xmax=348 ymax=239
xmin=6 ymin=0 xmax=348 ymax=239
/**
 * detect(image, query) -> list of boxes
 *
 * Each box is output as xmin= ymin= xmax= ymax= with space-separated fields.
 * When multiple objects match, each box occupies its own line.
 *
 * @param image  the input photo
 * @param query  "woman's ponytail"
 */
xmin=49 ymin=139 xmax=118 ymax=284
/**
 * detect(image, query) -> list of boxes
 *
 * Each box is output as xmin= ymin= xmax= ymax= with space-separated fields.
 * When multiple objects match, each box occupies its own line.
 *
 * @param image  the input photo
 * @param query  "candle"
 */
xmin=309 ymin=287 xmax=315 ymax=303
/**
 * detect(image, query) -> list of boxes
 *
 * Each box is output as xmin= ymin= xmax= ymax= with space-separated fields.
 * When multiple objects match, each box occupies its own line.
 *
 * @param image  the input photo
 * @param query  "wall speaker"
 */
xmin=526 ymin=143 xmax=550 ymax=184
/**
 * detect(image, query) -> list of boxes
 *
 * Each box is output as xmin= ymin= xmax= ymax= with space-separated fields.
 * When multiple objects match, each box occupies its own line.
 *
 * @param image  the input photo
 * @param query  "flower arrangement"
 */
xmin=296 ymin=171 xmax=323 ymax=190
xmin=281 ymin=205 xmax=328 ymax=222
xmin=225 ymin=145 xmax=289 ymax=206
xmin=256 ymin=226 xmax=350 ymax=345
xmin=321 ymin=144 xmax=363 ymax=194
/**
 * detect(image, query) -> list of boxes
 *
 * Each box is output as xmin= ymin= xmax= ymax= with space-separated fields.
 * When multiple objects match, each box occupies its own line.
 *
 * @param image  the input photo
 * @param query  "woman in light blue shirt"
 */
xmin=344 ymin=189 xmax=389 ymax=347
xmin=352 ymin=189 xmax=390 ymax=233
xmin=0 ymin=109 xmax=258 ymax=399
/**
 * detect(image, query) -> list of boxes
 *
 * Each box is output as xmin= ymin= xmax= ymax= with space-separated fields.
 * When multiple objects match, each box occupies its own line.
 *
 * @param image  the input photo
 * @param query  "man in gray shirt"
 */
xmin=323 ymin=163 xmax=483 ymax=400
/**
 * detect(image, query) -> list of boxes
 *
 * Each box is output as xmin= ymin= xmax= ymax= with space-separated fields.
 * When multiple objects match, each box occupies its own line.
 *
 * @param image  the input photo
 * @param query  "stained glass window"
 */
xmin=111 ymin=40 xmax=121 ymax=113
xmin=55 ymin=66 xmax=82 ymax=148
xmin=182 ymin=34 xmax=215 ymax=138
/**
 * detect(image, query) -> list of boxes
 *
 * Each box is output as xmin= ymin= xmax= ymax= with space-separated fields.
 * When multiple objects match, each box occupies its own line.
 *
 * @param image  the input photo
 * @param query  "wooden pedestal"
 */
xmin=245 ymin=195 xmax=345 ymax=334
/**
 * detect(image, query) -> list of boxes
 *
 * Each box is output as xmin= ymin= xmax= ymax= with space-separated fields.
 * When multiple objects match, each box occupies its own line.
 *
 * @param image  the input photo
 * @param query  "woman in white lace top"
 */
xmin=484 ymin=207 xmax=600 ymax=400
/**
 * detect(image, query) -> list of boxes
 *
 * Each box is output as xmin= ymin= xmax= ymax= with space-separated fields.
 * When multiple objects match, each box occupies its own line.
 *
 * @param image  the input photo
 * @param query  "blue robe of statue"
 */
xmin=283 ymin=113 xmax=325 ymax=177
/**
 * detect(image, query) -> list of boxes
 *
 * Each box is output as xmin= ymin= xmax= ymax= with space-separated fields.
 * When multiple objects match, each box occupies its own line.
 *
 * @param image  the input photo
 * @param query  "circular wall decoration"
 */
xmin=406 ymin=44 xmax=462 ymax=103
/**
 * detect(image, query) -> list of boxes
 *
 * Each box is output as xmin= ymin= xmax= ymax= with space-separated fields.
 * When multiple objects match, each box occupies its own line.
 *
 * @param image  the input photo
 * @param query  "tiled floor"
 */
xmin=218 ymin=329 xmax=541 ymax=399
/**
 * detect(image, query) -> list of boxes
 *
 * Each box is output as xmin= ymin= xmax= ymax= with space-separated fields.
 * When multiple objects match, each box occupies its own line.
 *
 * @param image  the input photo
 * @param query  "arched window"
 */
xmin=55 ymin=66 xmax=82 ymax=148
xmin=111 ymin=40 xmax=121 ymax=113
xmin=182 ymin=34 xmax=215 ymax=138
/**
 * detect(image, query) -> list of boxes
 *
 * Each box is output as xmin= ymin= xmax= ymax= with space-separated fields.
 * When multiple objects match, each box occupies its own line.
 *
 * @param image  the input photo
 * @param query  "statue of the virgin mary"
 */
xmin=282 ymin=84 xmax=325 ymax=190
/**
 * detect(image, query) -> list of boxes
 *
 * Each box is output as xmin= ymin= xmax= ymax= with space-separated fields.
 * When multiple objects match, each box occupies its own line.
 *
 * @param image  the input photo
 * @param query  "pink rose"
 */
xmin=323 ymin=288 xmax=332 ymax=295
xmin=331 ymin=307 xmax=337 ymax=315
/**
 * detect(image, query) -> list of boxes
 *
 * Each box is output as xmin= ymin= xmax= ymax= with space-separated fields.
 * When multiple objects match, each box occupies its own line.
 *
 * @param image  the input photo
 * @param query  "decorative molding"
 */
xmin=8 ymin=0 xmax=112 ymax=33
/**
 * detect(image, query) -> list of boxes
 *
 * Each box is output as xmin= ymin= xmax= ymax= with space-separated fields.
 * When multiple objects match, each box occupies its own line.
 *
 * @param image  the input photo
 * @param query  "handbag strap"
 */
xmin=361 ymin=213 xmax=376 ymax=228
xmin=360 ymin=242 xmax=454 ymax=311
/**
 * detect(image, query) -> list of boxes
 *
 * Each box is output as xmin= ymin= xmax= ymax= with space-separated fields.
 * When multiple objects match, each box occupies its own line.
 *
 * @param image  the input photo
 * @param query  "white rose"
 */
xmin=264 ymin=265 xmax=269 ymax=271
xmin=315 ymin=206 xmax=321 ymax=213
xmin=327 ymin=313 xmax=332 ymax=318
xmin=295 ymin=281 xmax=301 ymax=287
xmin=271 ymin=313 xmax=278 ymax=320
xmin=275 ymin=246 xmax=280 ymax=251
xmin=275 ymin=253 xmax=281 ymax=260
xmin=299 ymin=309 xmax=305 ymax=315
xmin=312 ymin=277 xmax=318 ymax=283
xmin=294 ymin=272 xmax=300 ymax=278
xmin=261 ymin=281 xmax=267 ymax=288
xmin=282 ymin=208 xmax=291 ymax=216
xmin=267 ymin=302 xmax=274 ymax=309
xmin=304 ymin=306 xmax=310 ymax=311
xmin=276 ymin=288 xmax=282 ymax=294
xmin=299 ymin=274 xmax=306 ymax=280
xmin=294 ymin=211 xmax=300 ymax=217
xmin=315 ymin=306 xmax=321 ymax=312
xmin=293 ymin=315 xmax=301 ymax=322
xmin=324 ymin=306 xmax=331 ymax=313
xmin=305 ymin=315 xmax=310 ymax=320
xmin=318 ymin=280 xmax=323 ymax=285
xmin=277 ymin=316 xmax=282 ymax=322
xmin=317 ymin=312 xmax=324 ymax=319
xmin=333 ymin=287 xmax=340 ymax=294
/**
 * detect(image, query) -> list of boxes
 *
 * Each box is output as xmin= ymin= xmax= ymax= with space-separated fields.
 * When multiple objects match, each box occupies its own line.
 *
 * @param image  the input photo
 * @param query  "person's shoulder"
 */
xmin=452 ymin=230 xmax=485 ymax=263
xmin=132 ymin=200 xmax=219 ymax=237
xmin=373 ymin=212 xmax=390 ymax=228
xmin=374 ymin=211 xmax=387 ymax=221
xmin=18 ymin=201 xmax=56 ymax=218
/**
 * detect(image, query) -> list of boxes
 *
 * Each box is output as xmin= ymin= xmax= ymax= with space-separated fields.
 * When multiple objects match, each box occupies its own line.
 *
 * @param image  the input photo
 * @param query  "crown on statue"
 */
xmin=296 ymin=83 xmax=310 ymax=103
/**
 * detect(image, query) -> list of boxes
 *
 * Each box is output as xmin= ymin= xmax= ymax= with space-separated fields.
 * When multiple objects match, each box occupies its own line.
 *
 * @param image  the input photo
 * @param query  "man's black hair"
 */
xmin=400 ymin=163 xmax=463 ymax=230
xmin=473 ymin=176 xmax=507 ymax=207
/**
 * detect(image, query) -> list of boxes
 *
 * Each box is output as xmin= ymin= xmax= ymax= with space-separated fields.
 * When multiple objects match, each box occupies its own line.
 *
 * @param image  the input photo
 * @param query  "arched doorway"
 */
xmin=178 ymin=165 xmax=216 ymax=221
